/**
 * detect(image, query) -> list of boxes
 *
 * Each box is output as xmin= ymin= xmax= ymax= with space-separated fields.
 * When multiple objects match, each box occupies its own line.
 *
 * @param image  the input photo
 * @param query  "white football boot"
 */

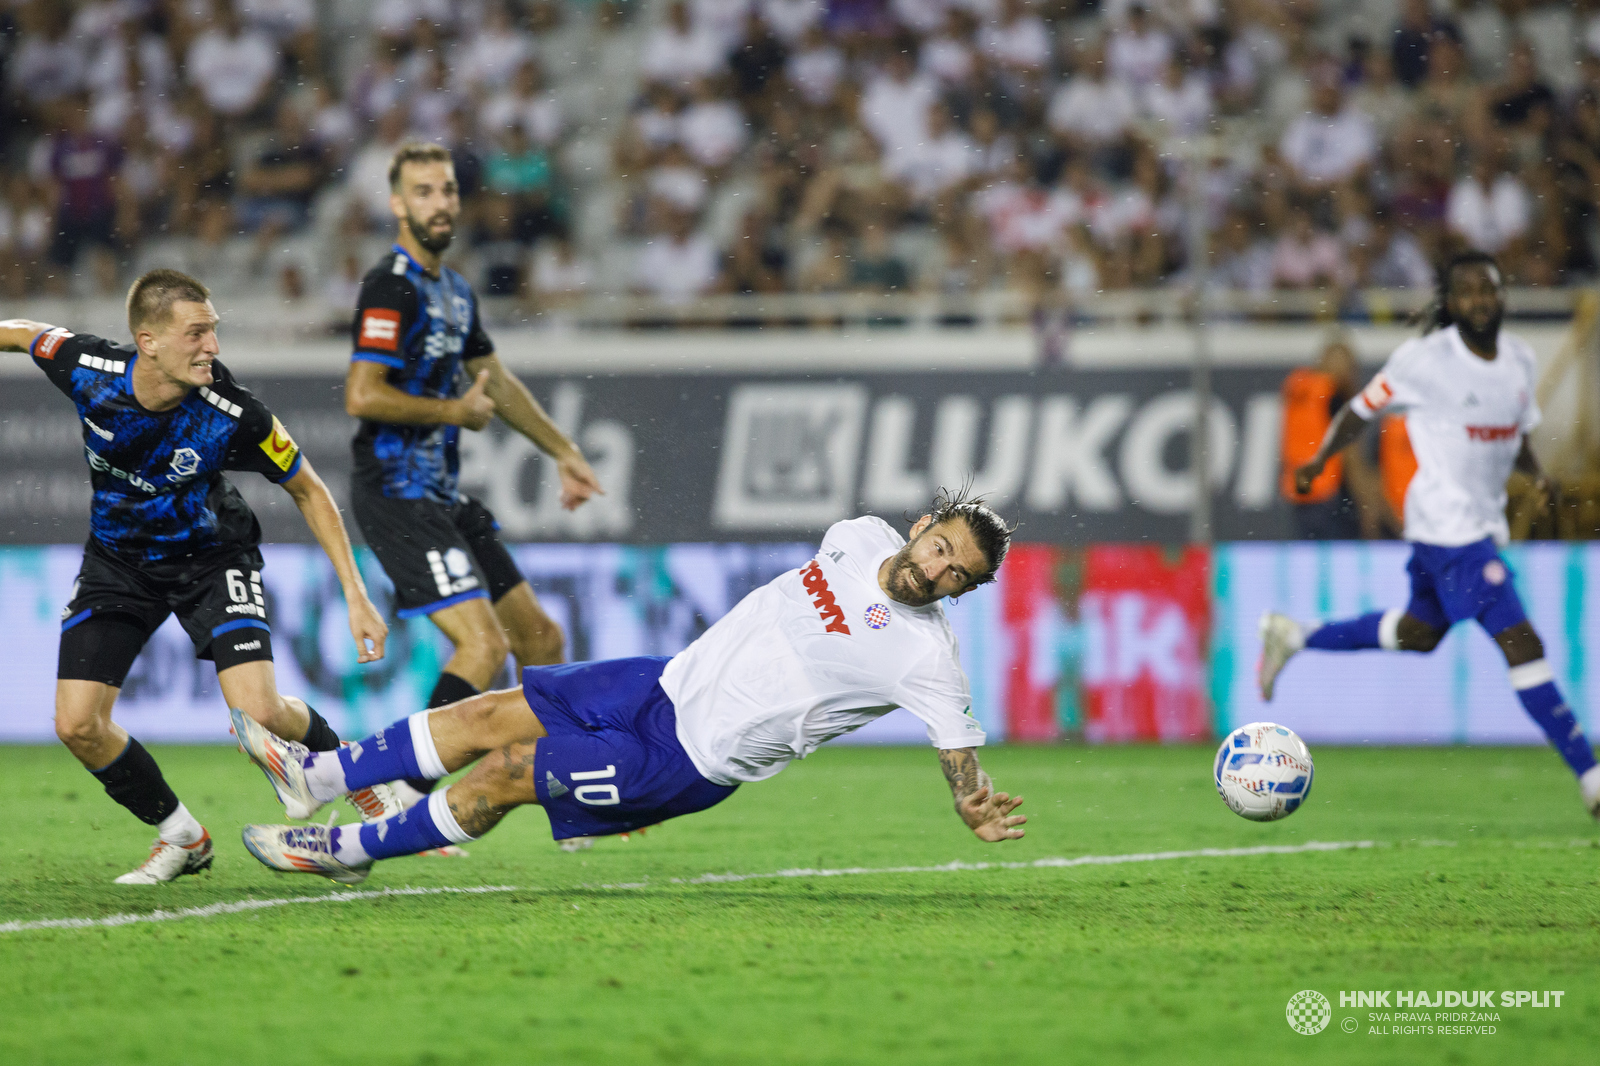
xmin=1257 ymin=612 xmax=1306 ymax=703
xmin=113 ymin=829 xmax=214 ymax=884
xmin=1580 ymin=765 xmax=1600 ymax=820
xmin=241 ymin=823 xmax=371 ymax=885
xmin=230 ymin=706 xmax=324 ymax=821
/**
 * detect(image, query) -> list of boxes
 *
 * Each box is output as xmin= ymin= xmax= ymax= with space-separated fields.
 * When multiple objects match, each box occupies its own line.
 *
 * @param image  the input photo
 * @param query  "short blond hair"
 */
xmin=388 ymin=142 xmax=454 ymax=190
xmin=126 ymin=269 xmax=210 ymax=334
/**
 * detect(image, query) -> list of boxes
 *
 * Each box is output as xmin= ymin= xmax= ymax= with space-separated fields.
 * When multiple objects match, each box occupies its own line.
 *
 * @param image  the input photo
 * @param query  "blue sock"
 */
xmin=1304 ymin=611 xmax=1385 ymax=652
xmin=338 ymin=790 xmax=473 ymax=863
xmin=309 ymin=712 xmax=445 ymax=795
xmin=1511 ymin=662 xmax=1597 ymax=777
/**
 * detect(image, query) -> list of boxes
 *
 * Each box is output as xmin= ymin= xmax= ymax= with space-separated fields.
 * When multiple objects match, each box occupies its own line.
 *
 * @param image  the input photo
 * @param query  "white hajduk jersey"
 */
xmin=1350 ymin=324 xmax=1540 ymax=547
xmin=660 ymin=516 xmax=984 ymax=786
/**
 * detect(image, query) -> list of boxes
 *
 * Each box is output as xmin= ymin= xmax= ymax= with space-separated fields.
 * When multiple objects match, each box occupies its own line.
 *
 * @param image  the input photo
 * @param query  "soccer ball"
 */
xmin=1213 ymin=722 xmax=1314 ymax=821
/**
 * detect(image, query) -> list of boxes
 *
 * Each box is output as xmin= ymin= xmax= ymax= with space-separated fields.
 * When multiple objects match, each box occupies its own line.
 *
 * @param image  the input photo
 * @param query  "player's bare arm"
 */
xmin=345 ymin=359 xmax=495 ymax=430
xmin=279 ymin=459 xmax=388 ymax=663
xmin=1293 ymin=403 xmax=1368 ymax=495
xmin=465 ymin=351 xmax=603 ymax=510
xmin=939 ymin=746 xmax=1025 ymax=842
xmin=0 ymin=319 xmax=52 ymax=351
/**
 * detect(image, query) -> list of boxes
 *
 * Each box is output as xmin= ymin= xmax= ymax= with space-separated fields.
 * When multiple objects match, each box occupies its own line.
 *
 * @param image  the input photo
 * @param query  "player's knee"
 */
xmin=53 ymin=709 xmax=107 ymax=750
xmin=512 ymin=618 xmax=564 ymax=667
xmin=1495 ymin=622 xmax=1544 ymax=666
xmin=1396 ymin=616 xmax=1444 ymax=653
xmin=467 ymin=627 xmax=511 ymax=673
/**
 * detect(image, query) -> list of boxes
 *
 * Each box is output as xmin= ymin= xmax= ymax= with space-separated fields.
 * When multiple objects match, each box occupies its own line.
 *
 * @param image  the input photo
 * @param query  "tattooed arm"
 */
xmin=939 ymin=747 xmax=1026 ymax=842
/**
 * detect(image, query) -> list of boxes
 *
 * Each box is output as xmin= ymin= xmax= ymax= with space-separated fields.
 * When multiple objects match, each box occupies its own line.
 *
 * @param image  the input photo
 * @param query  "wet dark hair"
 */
xmin=920 ymin=484 xmax=1016 ymax=585
xmin=1421 ymin=250 xmax=1502 ymax=335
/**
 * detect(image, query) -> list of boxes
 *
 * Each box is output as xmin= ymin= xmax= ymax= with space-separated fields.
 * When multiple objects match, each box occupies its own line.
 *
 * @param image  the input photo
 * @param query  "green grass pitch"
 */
xmin=2 ymin=742 xmax=1596 ymax=1065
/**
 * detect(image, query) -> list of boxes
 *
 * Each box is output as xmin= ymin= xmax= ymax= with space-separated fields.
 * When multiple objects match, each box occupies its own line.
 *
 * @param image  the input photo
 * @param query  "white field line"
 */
xmin=0 ymin=839 xmax=1374 ymax=935
xmin=0 ymin=884 xmax=519 ymax=935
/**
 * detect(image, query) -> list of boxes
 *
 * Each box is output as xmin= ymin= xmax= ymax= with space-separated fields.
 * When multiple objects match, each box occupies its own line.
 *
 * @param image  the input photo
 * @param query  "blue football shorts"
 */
xmin=524 ymin=656 xmax=738 ymax=840
xmin=1404 ymin=537 xmax=1528 ymax=637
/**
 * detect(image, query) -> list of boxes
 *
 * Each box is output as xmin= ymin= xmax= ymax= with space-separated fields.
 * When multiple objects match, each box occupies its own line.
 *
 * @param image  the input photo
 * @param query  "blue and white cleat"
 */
xmin=1582 ymin=765 xmax=1600 ymax=821
xmin=241 ymin=823 xmax=371 ymax=885
xmin=230 ymin=706 xmax=324 ymax=821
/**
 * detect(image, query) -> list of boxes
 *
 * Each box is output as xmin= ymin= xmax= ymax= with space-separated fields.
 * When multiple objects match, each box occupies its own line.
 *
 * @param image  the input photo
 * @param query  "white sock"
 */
xmin=157 ymin=803 xmax=203 ymax=846
xmin=390 ymin=780 xmax=429 ymax=808
xmin=333 ymin=824 xmax=371 ymax=866
xmin=1378 ymin=608 xmax=1404 ymax=651
xmin=409 ymin=711 xmax=448 ymax=779
xmin=429 ymin=788 xmax=476 ymax=843
xmin=303 ymin=750 xmax=348 ymax=803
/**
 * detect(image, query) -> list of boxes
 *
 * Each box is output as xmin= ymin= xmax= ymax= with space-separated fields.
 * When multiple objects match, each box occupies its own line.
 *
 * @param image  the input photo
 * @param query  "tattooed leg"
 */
xmin=443 ymin=740 xmax=543 ymax=838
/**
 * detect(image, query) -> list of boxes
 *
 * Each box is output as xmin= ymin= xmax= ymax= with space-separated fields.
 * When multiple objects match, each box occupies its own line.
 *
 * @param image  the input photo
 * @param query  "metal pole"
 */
xmin=1187 ymin=144 xmax=1213 ymax=545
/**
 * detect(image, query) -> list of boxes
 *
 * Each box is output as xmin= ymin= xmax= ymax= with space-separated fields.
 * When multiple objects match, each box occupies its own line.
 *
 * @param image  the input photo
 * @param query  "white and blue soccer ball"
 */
xmin=1214 ymin=722 xmax=1314 ymax=822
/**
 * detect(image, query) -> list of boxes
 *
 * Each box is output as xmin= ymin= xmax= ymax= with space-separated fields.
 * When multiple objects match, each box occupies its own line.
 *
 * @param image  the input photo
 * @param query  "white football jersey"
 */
xmin=660 ymin=516 xmax=985 ymax=786
xmin=1351 ymin=325 xmax=1540 ymax=547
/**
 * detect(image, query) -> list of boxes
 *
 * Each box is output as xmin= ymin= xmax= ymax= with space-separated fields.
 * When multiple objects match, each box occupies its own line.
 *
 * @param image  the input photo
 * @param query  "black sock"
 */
xmin=427 ymin=672 xmax=479 ymax=709
xmin=407 ymin=673 xmax=481 ymax=795
xmin=300 ymin=705 xmax=340 ymax=752
xmin=90 ymin=737 xmax=179 ymax=825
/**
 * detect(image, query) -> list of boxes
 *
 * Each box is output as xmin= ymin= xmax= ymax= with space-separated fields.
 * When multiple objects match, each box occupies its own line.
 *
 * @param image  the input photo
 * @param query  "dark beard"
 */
xmin=407 ymin=213 xmax=454 ymax=254
xmin=1456 ymin=309 xmax=1502 ymax=352
xmin=885 ymin=546 xmax=935 ymax=605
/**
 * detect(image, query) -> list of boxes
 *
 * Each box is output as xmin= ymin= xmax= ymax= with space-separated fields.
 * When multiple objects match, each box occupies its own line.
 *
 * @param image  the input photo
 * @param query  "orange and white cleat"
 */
xmin=113 ymin=829 xmax=214 ymax=884
xmin=230 ymin=707 xmax=324 ymax=821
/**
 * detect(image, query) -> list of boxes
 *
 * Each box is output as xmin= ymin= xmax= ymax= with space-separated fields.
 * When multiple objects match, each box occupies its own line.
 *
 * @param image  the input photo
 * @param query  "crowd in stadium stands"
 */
xmin=3 ymin=0 xmax=1600 ymax=311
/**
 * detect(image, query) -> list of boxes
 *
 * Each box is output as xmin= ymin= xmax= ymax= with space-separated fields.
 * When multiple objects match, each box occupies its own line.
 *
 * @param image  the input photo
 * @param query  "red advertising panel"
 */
xmin=1002 ymin=545 xmax=1212 ymax=743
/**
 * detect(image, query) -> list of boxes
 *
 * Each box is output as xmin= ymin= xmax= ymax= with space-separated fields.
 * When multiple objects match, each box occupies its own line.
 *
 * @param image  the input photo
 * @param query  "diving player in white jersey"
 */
xmin=232 ymin=492 xmax=1026 ymax=882
xmin=1259 ymin=252 xmax=1600 ymax=818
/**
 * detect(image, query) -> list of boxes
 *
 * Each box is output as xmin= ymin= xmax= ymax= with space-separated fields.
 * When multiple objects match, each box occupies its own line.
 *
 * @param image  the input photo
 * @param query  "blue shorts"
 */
xmin=525 ymin=656 xmax=738 ymax=840
xmin=1405 ymin=538 xmax=1528 ymax=637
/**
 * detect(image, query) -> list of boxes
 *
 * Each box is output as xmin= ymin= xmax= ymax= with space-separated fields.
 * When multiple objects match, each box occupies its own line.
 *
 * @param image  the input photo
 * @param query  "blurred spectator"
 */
xmin=762 ymin=0 xmax=824 ymax=45
xmin=1106 ymin=3 xmax=1174 ymax=91
xmin=886 ymin=103 xmax=975 ymax=204
xmin=1047 ymin=43 xmax=1138 ymax=154
xmin=1271 ymin=207 xmax=1346 ymax=290
xmin=718 ymin=212 xmax=787 ymax=293
xmin=785 ymin=25 xmax=846 ymax=106
xmin=456 ymin=2 xmax=535 ymax=95
xmin=680 ymin=79 xmax=749 ymax=169
xmin=483 ymin=61 xmax=564 ymax=150
xmin=635 ymin=210 xmax=720 ymax=300
xmin=1278 ymin=67 xmax=1376 ymax=191
xmin=532 ymin=233 xmax=595 ymax=311
xmin=8 ymin=5 xmax=85 ymax=109
xmin=485 ymin=125 xmax=560 ymax=243
xmin=236 ymin=99 xmax=325 ymax=235
xmin=1142 ymin=51 xmax=1212 ymax=136
xmin=42 ymin=99 xmax=124 ymax=294
xmin=1485 ymin=40 xmax=1556 ymax=141
xmin=1446 ymin=150 xmax=1531 ymax=256
xmin=1279 ymin=339 xmax=1378 ymax=540
xmin=1352 ymin=208 xmax=1434 ymax=289
xmin=186 ymin=2 xmax=280 ymax=120
xmin=348 ymin=108 xmax=414 ymax=228
xmin=642 ymin=1 xmax=728 ymax=88
xmin=849 ymin=218 xmax=911 ymax=291
xmin=860 ymin=45 xmax=938 ymax=157
xmin=1391 ymin=0 xmax=1456 ymax=89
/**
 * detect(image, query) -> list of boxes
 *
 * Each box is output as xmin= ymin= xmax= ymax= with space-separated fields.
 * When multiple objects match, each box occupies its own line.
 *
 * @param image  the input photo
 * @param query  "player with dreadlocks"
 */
xmin=1258 ymin=251 xmax=1600 ymax=817
xmin=230 ymin=491 xmax=1027 ymax=883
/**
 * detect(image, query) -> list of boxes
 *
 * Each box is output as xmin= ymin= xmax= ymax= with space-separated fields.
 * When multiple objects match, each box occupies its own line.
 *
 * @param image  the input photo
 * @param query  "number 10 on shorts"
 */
xmin=572 ymin=765 xmax=620 ymax=806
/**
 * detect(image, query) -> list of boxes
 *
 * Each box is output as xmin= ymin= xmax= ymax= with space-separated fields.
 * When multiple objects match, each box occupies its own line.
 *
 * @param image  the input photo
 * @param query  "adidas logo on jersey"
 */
xmin=800 ymin=560 xmax=851 ymax=635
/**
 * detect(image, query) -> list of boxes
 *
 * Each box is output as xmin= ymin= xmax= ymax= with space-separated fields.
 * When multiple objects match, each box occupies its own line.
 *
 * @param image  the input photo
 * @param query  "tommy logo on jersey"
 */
xmin=359 ymin=308 xmax=401 ymax=352
xmin=800 ymin=560 xmax=851 ymax=635
xmin=1465 ymin=424 xmax=1518 ymax=442
xmin=257 ymin=416 xmax=300 ymax=473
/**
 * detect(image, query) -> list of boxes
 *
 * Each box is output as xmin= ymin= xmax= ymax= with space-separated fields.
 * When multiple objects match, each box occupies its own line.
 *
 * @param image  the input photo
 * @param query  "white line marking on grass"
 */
xmin=1 ymin=840 xmax=1376 ymax=934
xmin=0 ymin=884 xmax=518 ymax=935
xmin=588 ymin=839 xmax=1377 ymax=890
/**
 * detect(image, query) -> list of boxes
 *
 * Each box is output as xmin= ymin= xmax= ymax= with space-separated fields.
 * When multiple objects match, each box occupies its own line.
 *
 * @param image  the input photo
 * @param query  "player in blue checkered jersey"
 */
xmin=0 ymin=269 xmax=388 ymax=883
xmin=345 ymin=142 xmax=603 ymax=834
xmin=234 ymin=496 xmax=1027 ymax=884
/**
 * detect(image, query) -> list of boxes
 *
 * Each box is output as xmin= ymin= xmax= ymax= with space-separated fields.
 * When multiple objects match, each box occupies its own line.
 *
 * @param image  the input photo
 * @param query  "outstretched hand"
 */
xmin=958 ymin=784 xmax=1026 ymax=842
xmin=557 ymin=450 xmax=604 ymax=511
xmin=1293 ymin=458 xmax=1325 ymax=496
xmin=348 ymin=595 xmax=388 ymax=663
